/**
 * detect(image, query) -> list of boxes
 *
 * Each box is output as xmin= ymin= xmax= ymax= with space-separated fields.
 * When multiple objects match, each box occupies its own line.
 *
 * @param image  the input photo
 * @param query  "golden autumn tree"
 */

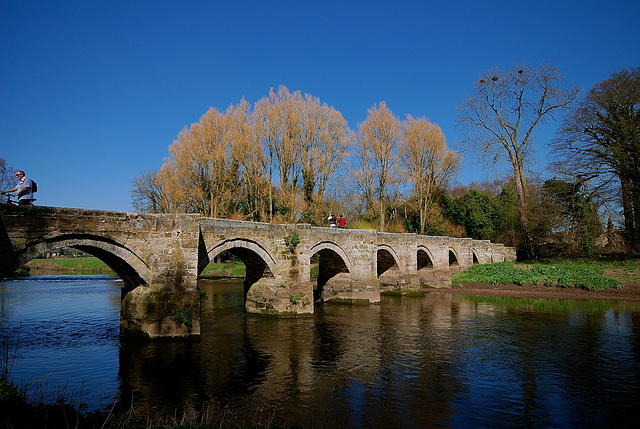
xmin=400 ymin=116 xmax=460 ymax=234
xmin=232 ymin=99 xmax=270 ymax=221
xmin=299 ymin=93 xmax=351 ymax=224
xmin=355 ymin=102 xmax=401 ymax=232
xmin=158 ymin=106 xmax=238 ymax=217
xmin=254 ymin=86 xmax=305 ymax=222
xmin=254 ymin=85 xmax=351 ymax=224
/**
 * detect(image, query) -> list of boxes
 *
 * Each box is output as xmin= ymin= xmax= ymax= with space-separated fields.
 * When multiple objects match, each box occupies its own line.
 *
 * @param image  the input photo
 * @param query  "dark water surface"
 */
xmin=1 ymin=276 xmax=639 ymax=428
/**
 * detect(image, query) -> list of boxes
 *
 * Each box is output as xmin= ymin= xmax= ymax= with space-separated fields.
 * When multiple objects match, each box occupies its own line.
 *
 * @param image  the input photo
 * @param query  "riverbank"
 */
xmin=25 ymin=257 xmax=114 ymax=275
xmin=437 ymin=259 xmax=640 ymax=302
xmin=22 ymin=258 xmax=246 ymax=278
xmin=427 ymin=280 xmax=640 ymax=302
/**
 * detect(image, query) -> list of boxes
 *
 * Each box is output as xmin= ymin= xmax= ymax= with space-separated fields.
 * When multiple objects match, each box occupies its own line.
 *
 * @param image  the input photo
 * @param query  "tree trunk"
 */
xmin=621 ymin=177 xmax=636 ymax=252
xmin=513 ymin=163 xmax=534 ymax=259
xmin=420 ymin=198 xmax=426 ymax=235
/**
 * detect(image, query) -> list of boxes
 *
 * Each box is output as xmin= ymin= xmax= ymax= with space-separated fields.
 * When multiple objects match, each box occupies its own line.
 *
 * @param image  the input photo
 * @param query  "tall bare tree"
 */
xmin=400 ymin=116 xmax=460 ymax=234
xmin=552 ymin=67 xmax=640 ymax=251
xmin=0 ymin=158 xmax=16 ymax=203
xmin=457 ymin=62 xmax=580 ymax=258
xmin=131 ymin=169 xmax=166 ymax=213
xmin=356 ymin=102 xmax=401 ymax=232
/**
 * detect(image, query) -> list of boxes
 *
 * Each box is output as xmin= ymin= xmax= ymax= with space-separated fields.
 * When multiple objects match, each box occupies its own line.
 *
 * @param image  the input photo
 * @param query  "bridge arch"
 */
xmin=496 ymin=251 xmax=507 ymax=262
xmin=14 ymin=233 xmax=149 ymax=291
xmin=377 ymin=244 xmax=401 ymax=277
xmin=448 ymin=247 xmax=460 ymax=268
xmin=417 ymin=245 xmax=434 ymax=270
xmin=203 ymin=238 xmax=277 ymax=296
xmin=309 ymin=241 xmax=351 ymax=302
xmin=308 ymin=241 xmax=351 ymax=271
xmin=472 ymin=248 xmax=480 ymax=264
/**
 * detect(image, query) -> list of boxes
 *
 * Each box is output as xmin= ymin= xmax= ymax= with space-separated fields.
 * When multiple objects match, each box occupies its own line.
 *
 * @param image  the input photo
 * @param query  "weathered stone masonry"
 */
xmin=1 ymin=205 xmax=516 ymax=338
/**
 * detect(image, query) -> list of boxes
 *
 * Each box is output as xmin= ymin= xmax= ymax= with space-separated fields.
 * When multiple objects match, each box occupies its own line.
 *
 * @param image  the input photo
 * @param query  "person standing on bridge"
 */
xmin=1 ymin=170 xmax=35 ymax=205
xmin=338 ymin=214 xmax=347 ymax=229
xmin=328 ymin=212 xmax=337 ymax=228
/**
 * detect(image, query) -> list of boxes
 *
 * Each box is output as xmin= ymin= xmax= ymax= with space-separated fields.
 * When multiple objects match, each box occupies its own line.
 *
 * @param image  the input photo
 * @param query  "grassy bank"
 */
xmin=452 ymin=259 xmax=640 ymax=291
xmin=21 ymin=258 xmax=247 ymax=278
xmin=25 ymin=257 xmax=115 ymax=275
xmin=200 ymin=261 xmax=246 ymax=278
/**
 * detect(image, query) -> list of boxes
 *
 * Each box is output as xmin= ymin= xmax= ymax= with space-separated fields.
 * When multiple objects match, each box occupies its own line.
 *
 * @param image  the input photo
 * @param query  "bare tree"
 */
xmin=131 ymin=169 xmax=163 ymax=213
xmin=155 ymin=106 xmax=238 ymax=217
xmin=0 ymin=158 xmax=16 ymax=203
xmin=457 ymin=62 xmax=580 ymax=258
xmin=400 ymin=116 xmax=460 ymax=234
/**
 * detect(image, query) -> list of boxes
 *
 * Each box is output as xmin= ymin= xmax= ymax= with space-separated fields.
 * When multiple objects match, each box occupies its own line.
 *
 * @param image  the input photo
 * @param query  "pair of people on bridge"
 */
xmin=328 ymin=213 xmax=347 ymax=229
xmin=1 ymin=170 xmax=36 ymax=205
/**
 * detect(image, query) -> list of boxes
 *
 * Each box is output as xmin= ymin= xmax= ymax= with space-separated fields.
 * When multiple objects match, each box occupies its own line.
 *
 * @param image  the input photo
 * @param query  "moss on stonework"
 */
xmin=176 ymin=308 xmax=193 ymax=330
xmin=121 ymin=324 xmax=150 ymax=339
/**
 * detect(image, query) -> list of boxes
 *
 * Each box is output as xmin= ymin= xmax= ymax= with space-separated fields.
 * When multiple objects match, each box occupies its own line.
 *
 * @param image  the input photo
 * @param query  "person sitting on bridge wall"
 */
xmin=1 ymin=170 xmax=35 ymax=205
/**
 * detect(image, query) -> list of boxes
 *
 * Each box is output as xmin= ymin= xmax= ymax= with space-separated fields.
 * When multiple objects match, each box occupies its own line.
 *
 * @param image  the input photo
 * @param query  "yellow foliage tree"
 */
xmin=355 ymin=102 xmax=401 ymax=232
xmin=400 ymin=116 xmax=460 ymax=234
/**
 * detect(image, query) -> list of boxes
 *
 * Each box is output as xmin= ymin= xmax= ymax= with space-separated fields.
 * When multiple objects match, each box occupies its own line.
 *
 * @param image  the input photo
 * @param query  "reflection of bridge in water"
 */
xmin=0 ymin=205 xmax=516 ymax=338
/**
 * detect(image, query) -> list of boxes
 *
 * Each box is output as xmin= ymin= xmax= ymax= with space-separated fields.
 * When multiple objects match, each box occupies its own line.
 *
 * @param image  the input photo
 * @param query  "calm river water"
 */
xmin=1 ymin=275 xmax=639 ymax=428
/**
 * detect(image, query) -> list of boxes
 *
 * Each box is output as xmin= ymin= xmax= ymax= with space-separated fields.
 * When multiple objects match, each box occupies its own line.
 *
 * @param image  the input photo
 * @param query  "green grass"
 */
xmin=199 ymin=261 xmax=246 ymax=278
xmin=25 ymin=257 xmax=114 ymax=275
xmin=452 ymin=261 xmax=630 ymax=291
xmin=25 ymin=258 xmax=248 ymax=279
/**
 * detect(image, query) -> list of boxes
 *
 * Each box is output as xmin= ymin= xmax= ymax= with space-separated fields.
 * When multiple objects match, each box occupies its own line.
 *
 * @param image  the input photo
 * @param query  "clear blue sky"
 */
xmin=2 ymin=0 xmax=638 ymax=212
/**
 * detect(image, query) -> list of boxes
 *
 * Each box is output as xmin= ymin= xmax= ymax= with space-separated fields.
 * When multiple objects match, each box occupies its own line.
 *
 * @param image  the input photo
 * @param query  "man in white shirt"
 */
xmin=1 ymin=170 xmax=34 ymax=205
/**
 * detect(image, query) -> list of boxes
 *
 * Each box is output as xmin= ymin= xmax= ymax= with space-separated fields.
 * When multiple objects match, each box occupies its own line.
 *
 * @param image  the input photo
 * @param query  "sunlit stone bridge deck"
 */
xmin=1 ymin=205 xmax=516 ymax=338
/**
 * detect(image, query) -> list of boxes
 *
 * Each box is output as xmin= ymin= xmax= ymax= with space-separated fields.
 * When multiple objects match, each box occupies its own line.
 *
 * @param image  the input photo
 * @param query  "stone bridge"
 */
xmin=0 ymin=205 xmax=516 ymax=338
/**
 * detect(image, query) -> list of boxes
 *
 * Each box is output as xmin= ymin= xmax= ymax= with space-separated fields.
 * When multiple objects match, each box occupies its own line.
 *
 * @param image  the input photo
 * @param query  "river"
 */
xmin=1 ymin=275 xmax=639 ymax=428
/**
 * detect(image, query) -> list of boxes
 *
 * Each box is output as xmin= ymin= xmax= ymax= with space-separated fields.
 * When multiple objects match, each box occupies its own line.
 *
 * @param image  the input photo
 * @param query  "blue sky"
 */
xmin=2 ymin=0 xmax=638 ymax=212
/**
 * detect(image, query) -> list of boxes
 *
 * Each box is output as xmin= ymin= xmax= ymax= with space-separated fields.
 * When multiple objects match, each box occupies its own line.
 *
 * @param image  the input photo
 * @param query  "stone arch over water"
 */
xmin=15 ymin=233 xmax=148 ymax=292
xmin=417 ymin=246 xmax=434 ymax=270
xmin=309 ymin=241 xmax=351 ymax=302
xmin=204 ymin=238 xmax=276 ymax=296
xmin=449 ymin=247 xmax=459 ymax=268
xmin=377 ymin=245 xmax=401 ymax=277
